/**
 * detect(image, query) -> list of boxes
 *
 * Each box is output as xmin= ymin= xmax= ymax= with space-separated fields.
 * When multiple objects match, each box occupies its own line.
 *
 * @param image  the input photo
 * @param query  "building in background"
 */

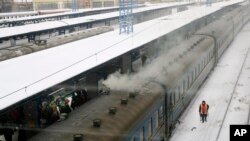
xmin=32 ymin=0 xmax=117 ymax=10
xmin=0 ymin=0 xmax=33 ymax=12
xmin=92 ymin=0 xmax=118 ymax=7
xmin=13 ymin=0 xmax=33 ymax=11
xmin=6 ymin=0 xmax=178 ymax=11
xmin=0 ymin=0 xmax=13 ymax=12
xmin=33 ymin=0 xmax=72 ymax=10
xmin=0 ymin=0 xmax=2 ymax=12
xmin=90 ymin=0 xmax=149 ymax=8
xmin=78 ymin=0 xmax=91 ymax=8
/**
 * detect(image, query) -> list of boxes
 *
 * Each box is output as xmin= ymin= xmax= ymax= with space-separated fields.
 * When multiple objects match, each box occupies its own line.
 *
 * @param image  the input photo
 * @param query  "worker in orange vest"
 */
xmin=199 ymin=100 xmax=209 ymax=123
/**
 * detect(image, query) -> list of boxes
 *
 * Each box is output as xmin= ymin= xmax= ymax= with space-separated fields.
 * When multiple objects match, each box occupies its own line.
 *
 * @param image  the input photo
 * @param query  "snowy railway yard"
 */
xmin=170 ymin=17 xmax=250 ymax=141
xmin=1 ymin=0 xmax=250 ymax=141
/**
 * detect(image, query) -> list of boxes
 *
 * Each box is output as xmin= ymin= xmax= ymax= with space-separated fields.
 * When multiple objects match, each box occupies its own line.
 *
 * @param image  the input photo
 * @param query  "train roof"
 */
xmin=196 ymin=4 xmax=250 ymax=39
xmin=29 ymin=87 xmax=163 ymax=141
xmin=0 ymin=0 xmax=244 ymax=110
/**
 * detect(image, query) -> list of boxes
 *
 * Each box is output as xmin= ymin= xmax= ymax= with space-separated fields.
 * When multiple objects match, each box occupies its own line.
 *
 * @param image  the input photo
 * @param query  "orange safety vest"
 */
xmin=200 ymin=104 xmax=208 ymax=114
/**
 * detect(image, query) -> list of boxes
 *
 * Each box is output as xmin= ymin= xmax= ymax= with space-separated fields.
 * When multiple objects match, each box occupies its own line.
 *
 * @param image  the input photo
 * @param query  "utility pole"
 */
xmin=206 ymin=0 xmax=212 ymax=6
xmin=119 ymin=0 xmax=134 ymax=34
xmin=72 ymin=0 xmax=78 ymax=12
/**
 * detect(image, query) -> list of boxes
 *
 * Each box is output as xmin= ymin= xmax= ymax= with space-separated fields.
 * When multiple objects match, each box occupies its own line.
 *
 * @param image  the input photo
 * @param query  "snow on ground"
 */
xmin=170 ymin=18 xmax=250 ymax=141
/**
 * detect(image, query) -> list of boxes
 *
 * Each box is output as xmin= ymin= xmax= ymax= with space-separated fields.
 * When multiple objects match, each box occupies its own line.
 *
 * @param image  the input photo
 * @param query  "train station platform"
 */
xmin=170 ymin=15 xmax=250 ymax=141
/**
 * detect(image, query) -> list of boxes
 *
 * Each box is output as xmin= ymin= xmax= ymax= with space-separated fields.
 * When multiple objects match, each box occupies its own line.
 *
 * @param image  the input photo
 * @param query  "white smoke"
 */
xmin=103 ymin=36 xmax=201 ymax=93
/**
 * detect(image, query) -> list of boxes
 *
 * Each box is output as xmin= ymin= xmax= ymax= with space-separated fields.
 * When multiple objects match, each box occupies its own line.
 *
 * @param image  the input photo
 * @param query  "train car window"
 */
xmin=175 ymin=88 xmax=178 ymax=102
xmin=183 ymin=80 xmax=186 ymax=93
xmin=148 ymin=118 xmax=152 ymax=137
xmin=151 ymin=117 xmax=154 ymax=134
xmin=209 ymin=52 xmax=211 ymax=59
xmin=195 ymin=67 xmax=197 ymax=78
xmin=178 ymin=86 xmax=181 ymax=99
xmin=155 ymin=110 xmax=159 ymax=128
xmin=197 ymin=65 xmax=199 ymax=74
xmin=130 ymin=136 xmax=135 ymax=141
xmin=201 ymin=60 xmax=203 ymax=70
xmin=201 ymin=60 xmax=203 ymax=69
xmin=191 ymin=71 xmax=193 ymax=83
xmin=173 ymin=92 xmax=176 ymax=104
xmin=198 ymin=64 xmax=200 ymax=73
xmin=151 ymin=113 xmax=156 ymax=132
xmin=144 ymin=123 xmax=149 ymax=140
xmin=193 ymin=70 xmax=196 ymax=81
xmin=204 ymin=58 xmax=206 ymax=67
xmin=140 ymin=127 xmax=144 ymax=141
xmin=159 ymin=105 xmax=163 ymax=124
xmin=170 ymin=93 xmax=173 ymax=106
xmin=201 ymin=61 xmax=203 ymax=70
xmin=173 ymin=93 xmax=175 ymax=105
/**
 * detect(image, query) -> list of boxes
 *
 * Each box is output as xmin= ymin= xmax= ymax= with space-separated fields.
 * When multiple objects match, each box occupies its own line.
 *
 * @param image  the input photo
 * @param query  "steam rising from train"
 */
xmin=103 ymin=36 xmax=192 ymax=93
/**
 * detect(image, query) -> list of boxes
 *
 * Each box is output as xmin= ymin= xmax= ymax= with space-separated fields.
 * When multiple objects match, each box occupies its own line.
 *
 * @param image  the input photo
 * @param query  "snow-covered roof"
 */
xmin=0 ymin=2 xmax=189 ymax=22
xmin=0 ymin=11 xmax=38 ymax=17
xmin=0 ymin=0 xmax=244 ymax=110
xmin=0 ymin=2 xmax=192 ymax=39
xmin=0 ymin=7 xmax=116 ymax=20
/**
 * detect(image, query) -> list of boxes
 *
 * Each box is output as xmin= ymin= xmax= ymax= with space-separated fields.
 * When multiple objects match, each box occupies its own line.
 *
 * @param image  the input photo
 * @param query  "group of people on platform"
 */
xmin=0 ymin=88 xmax=88 ymax=141
xmin=40 ymin=88 xmax=88 ymax=126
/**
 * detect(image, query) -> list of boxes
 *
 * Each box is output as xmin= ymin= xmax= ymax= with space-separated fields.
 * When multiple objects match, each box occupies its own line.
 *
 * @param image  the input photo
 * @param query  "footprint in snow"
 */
xmin=191 ymin=127 xmax=196 ymax=131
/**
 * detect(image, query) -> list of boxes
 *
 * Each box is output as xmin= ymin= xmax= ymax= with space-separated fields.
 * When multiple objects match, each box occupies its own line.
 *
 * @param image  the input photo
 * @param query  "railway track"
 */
xmin=215 ymin=45 xmax=250 ymax=141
